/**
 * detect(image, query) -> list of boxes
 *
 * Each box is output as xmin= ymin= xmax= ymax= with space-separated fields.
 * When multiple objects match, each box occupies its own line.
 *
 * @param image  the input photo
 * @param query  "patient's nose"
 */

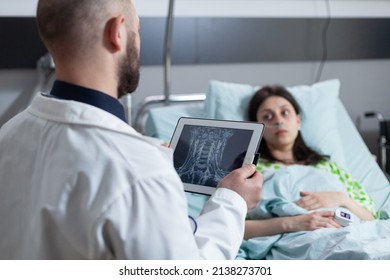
xmin=274 ymin=114 xmax=283 ymax=124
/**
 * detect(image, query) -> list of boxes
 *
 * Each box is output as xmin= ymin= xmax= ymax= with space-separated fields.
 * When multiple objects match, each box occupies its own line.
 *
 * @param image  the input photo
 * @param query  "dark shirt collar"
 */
xmin=49 ymin=80 xmax=127 ymax=123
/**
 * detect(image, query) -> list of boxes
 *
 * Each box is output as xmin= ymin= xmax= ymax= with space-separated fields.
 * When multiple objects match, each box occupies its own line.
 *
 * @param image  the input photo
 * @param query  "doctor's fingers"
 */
xmin=230 ymin=164 xmax=258 ymax=179
xmin=217 ymin=164 xmax=260 ymax=188
xmin=244 ymin=170 xmax=264 ymax=209
xmin=242 ymin=182 xmax=263 ymax=211
xmin=218 ymin=172 xmax=263 ymax=211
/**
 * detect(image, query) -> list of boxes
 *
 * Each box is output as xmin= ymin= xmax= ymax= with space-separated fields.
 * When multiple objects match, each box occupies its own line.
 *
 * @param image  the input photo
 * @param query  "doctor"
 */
xmin=0 ymin=0 xmax=262 ymax=259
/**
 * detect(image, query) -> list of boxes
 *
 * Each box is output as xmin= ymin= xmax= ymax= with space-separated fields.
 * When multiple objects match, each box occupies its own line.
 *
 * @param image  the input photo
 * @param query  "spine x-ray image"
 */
xmin=174 ymin=125 xmax=252 ymax=188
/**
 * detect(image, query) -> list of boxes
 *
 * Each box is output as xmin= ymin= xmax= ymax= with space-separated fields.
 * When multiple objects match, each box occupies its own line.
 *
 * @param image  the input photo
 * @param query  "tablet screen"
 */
xmin=173 ymin=124 xmax=253 ymax=188
xmin=169 ymin=117 xmax=264 ymax=195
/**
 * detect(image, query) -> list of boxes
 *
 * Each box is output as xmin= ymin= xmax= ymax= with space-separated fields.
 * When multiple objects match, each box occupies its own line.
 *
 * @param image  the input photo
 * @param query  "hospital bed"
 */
xmin=135 ymin=0 xmax=390 ymax=222
xmin=138 ymin=79 xmax=390 ymax=218
xmin=135 ymin=78 xmax=390 ymax=259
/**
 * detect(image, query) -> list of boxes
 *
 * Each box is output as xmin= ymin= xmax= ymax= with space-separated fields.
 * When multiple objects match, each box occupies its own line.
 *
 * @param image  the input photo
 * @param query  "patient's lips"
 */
xmin=275 ymin=129 xmax=288 ymax=137
xmin=265 ymin=123 xmax=288 ymax=137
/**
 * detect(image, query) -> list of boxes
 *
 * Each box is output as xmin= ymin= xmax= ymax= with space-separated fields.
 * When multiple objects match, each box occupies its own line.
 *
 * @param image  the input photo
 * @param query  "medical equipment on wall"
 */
xmin=365 ymin=111 xmax=390 ymax=176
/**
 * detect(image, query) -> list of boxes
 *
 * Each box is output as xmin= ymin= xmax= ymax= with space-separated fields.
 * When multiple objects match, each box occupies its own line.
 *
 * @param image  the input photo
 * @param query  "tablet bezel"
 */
xmin=169 ymin=117 xmax=265 ymax=196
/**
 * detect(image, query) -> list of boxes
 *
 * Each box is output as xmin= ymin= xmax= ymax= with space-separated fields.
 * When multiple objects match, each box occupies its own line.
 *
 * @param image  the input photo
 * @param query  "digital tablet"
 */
xmin=169 ymin=117 xmax=265 ymax=195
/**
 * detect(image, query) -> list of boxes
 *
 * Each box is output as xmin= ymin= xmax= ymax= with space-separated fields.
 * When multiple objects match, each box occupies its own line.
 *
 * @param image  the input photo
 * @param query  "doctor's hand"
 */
xmin=217 ymin=164 xmax=263 ymax=211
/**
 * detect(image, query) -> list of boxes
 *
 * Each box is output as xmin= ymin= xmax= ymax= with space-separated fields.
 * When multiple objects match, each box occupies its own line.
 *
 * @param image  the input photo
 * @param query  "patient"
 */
xmin=244 ymin=85 xmax=376 ymax=240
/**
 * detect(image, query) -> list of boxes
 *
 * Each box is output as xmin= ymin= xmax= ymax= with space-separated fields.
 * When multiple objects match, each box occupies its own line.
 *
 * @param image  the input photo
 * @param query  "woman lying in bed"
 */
xmin=244 ymin=85 xmax=376 ymax=240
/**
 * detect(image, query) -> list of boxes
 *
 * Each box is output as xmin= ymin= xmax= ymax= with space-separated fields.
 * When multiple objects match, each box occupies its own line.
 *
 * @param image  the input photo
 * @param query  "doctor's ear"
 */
xmin=106 ymin=15 xmax=127 ymax=52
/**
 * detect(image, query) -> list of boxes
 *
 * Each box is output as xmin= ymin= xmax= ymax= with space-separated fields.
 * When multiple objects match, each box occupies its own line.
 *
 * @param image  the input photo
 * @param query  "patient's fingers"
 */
xmin=314 ymin=212 xmax=340 ymax=229
xmin=296 ymin=192 xmax=334 ymax=210
xmin=314 ymin=211 xmax=340 ymax=229
xmin=300 ymin=191 xmax=311 ymax=196
xmin=322 ymin=219 xmax=341 ymax=229
xmin=302 ymin=202 xmax=322 ymax=211
xmin=296 ymin=194 xmax=318 ymax=209
xmin=319 ymin=212 xmax=339 ymax=227
xmin=328 ymin=219 xmax=342 ymax=228
xmin=318 ymin=211 xmax=336 ymax=218
xmin=297 ymin=191 xmax=345 ymax=209
xmin=294 ymin=211 xmax=340 ymax=231
xmin=295 ymin=191 xmax=313 ymax=203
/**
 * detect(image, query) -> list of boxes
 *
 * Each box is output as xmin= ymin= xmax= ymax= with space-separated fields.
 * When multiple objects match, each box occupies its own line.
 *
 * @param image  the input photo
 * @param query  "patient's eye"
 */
xmin=261 ymin=113 xmax=273 ymax=122
xmin=281 ymin=109 xmax=290 ymax=117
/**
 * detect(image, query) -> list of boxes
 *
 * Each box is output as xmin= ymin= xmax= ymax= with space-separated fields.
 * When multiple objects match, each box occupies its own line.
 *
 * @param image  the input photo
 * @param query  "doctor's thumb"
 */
xmin=240 ymin=164 xmax=257 ymax=178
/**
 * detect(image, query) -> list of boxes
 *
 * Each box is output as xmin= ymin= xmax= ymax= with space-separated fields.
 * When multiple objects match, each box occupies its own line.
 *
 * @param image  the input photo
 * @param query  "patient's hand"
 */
xmin=245 ymin=211 xmax=340 ymax=239
xmin=296 ymin=191 xmax=375 ymax=221
xmin=295 ymin=191 xmax=346 ymax=210
xmin=287 ymin=211 xmax=341 ymax=232
xmin=217 ymin=164 xmax=263 ymax=211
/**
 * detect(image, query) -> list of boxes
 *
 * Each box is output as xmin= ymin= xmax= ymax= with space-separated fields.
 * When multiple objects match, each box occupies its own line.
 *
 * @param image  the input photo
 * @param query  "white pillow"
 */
xmin=205 ymin=81 xmax=257 ymax=121
xmin=204 ymin=79 xmax=347 ymax=168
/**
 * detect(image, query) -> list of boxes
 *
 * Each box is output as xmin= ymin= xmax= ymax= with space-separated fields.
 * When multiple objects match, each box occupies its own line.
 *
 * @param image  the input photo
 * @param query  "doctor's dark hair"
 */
xmin=247 ymin=85 xmax=326 ymax=165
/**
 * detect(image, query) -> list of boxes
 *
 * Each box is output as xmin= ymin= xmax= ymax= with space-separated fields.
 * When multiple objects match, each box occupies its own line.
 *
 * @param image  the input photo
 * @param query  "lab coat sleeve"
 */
xmin=194 ymin=188 xmax=247 ymax=259
xmin=93 ymin=173 xmax=246 ymax=260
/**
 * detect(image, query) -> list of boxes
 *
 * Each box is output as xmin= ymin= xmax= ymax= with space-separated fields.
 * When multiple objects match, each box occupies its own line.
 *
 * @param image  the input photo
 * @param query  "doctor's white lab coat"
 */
xmin=0 ymin=94 xmax=247 ymax=260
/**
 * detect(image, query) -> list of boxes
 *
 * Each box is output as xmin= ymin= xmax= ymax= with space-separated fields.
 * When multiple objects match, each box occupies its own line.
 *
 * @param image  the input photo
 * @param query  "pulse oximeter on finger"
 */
xmin=334 ymin=208 xmax=354 ymax=227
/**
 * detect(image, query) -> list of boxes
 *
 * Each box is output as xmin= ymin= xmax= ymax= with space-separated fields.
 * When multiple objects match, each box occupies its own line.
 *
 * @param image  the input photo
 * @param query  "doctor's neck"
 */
xmin=52 ymin=53 xmax=119 ymax=99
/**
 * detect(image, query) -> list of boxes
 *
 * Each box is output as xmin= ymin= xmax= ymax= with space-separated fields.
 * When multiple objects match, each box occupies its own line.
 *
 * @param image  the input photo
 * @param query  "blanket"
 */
xmin=238 ymin=165 xmax=390 ymax=259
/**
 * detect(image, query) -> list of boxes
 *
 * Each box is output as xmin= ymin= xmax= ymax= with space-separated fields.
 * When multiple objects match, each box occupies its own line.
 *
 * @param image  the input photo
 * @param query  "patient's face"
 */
xmin=256 ymin=96 xmax=301 ymax=151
